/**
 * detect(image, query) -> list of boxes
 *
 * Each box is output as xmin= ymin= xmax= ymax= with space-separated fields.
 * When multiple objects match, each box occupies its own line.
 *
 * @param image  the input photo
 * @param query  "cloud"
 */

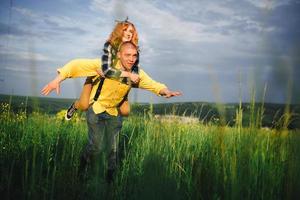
xmin=12 ymin=6 xmax=87 ymax=36
xmin=0 ymin=47 xmax=50 ymax=62
xmin=0 ymin=5 xmax=109 ymax=62
xmin=245 ymin=0 xmax=292 ymax=10
xmin=91 ymin=0 xmax=209 ymax=42
xmin=0 ymin=22 xmax=30 ymax=36
xmin=12 ymin=7 xmax=37 ymax=19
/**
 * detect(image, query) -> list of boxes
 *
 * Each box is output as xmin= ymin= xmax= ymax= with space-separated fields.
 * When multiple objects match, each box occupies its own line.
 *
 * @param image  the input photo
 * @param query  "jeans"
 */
xmin=82 ymin=107 xmax=122 ymax=171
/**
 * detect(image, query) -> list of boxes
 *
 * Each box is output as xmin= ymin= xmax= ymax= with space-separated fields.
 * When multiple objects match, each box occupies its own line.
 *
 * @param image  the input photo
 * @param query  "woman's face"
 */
xmin=122 ymin=25 xmax=134 ymax=42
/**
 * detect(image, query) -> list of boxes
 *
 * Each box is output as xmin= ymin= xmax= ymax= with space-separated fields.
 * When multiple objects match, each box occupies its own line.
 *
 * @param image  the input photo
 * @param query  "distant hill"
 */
xmin=1 ymin=94 xmax=299 ymax=129
xmin=0 ymin=94 xmax=75 ymax=114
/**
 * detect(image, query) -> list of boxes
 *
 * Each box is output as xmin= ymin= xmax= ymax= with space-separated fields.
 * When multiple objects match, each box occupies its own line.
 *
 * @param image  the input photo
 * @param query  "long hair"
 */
xmin=107 ymin=21 xmax=138 ymax=50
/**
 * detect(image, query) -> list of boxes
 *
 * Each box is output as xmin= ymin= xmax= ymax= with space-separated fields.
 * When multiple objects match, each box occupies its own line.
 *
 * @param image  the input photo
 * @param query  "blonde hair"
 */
xmin=107 ymin=21 xmax=138 ymax=50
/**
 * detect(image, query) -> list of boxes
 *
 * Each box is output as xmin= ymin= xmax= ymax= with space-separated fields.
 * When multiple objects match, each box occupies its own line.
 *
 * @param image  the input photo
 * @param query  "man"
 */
xmin=41 ymin=41 xmax=182 ymax=183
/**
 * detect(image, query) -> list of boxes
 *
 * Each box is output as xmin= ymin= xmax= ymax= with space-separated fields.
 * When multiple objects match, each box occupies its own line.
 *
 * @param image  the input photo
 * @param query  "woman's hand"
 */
xmin=96 ymin=69 xmax=105 ymax=78
xmin=120 ymin=71 xmax=140 ymax=84
xmin=129 ymin=73 xmax=140 ymax=84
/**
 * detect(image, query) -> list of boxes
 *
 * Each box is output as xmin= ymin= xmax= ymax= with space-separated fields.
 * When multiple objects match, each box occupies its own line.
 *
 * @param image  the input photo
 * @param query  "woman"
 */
xmin=64 ymin=19 xmax=140 ymax=120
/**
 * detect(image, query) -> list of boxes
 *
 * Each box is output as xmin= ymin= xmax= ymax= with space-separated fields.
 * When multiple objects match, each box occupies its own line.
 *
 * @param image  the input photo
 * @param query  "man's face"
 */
xmin=118 ymin=46 xmax=137 ymax=71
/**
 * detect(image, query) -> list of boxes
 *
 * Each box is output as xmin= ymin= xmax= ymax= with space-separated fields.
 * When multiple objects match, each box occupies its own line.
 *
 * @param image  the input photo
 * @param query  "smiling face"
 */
xmin=122 ymin=24 xmax=134 ymax=42
xmin=118 ymin=42 xmax=138 ymax=71
xmin=108 ymin=21 xmax=139 ymax=49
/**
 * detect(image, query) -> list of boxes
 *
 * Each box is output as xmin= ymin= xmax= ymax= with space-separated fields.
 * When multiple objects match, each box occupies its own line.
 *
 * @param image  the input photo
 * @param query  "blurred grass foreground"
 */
xmin=1 ymin=97 xmax=300 ymax=199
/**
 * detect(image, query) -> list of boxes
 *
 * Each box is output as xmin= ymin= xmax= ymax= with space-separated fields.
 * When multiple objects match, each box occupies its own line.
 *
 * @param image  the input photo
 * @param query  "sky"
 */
xmin=0 ymin=0 xmax=299 ymax=104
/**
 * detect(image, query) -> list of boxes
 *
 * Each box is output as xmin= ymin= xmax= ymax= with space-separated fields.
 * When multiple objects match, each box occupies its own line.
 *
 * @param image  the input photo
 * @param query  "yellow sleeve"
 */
xmin=138 ymin=69 xmax=167 ymax=95
xmin=57 ymin=59 xmax=101 ymax=79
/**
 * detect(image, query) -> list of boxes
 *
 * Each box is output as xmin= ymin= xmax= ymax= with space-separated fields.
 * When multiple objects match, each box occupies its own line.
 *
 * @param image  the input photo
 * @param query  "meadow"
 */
xmin=1 ymin=96 xmax=300 ymax=199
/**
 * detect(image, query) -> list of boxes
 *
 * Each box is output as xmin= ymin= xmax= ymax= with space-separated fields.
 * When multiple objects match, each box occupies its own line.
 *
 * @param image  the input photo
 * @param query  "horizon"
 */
xmin=1 ymin=93 xmax=298 ymax=106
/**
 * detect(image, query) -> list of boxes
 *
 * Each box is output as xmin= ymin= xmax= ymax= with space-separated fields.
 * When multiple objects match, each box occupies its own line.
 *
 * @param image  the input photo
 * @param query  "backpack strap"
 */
xmin=93 ymin=78 xmax=105 ymax=101
xmin=118 ymin=90 xmax=130 ymax=107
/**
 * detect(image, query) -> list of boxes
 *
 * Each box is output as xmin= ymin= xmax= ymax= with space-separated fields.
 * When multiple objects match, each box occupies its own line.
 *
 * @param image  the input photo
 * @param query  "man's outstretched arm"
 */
xmin=138 ymin=69 xmax=182 ymax=98
xmin=41 ymin=59 xmax=100 ymax=96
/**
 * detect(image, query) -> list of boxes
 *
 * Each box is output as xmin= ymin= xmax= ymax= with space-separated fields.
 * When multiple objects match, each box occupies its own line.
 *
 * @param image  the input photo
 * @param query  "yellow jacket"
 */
xmin=57 ymin=59 xmax=167 ymax=116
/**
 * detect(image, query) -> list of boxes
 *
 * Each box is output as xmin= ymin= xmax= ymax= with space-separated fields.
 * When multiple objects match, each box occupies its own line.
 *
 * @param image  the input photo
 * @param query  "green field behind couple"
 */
xmin=1 ymin=94 xmax=300 ymax=199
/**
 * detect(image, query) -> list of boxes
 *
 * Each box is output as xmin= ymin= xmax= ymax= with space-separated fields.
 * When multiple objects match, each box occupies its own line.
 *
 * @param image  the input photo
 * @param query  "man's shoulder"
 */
xmin=138 ymin=68 xmax=153 ymax=80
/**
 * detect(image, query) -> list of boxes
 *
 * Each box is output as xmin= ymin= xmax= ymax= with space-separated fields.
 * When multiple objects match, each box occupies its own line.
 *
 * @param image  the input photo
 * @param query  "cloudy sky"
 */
xmin=0 ymin=0 xmax=299 ymax=104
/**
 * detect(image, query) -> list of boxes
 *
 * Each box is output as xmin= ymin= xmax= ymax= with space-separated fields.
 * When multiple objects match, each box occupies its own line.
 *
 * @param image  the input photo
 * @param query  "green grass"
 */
xmin=1 ymin=102 xmax=300 ymax=200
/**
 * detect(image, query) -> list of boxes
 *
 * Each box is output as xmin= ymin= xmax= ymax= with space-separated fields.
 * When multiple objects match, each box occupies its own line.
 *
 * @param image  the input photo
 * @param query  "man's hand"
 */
xmin=159 ymin=88 xmax=182 ymax=98
xmin=41 ymin=75 xmax=64 ymax=96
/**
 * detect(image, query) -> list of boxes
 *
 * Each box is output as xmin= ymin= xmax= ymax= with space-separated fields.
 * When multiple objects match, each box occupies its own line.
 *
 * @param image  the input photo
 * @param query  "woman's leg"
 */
xmin=65 ymin=77 xmax=93 ymax=120
xmin=119 ymin=100 xmax=130 ymax=116
xmin=74 ymin=83 xmax=92 ymax=111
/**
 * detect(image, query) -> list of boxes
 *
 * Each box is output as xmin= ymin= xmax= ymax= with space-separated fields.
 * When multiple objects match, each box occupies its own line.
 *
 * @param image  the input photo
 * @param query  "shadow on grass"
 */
xmin=121 ymin=153 xmax=189 ymax=200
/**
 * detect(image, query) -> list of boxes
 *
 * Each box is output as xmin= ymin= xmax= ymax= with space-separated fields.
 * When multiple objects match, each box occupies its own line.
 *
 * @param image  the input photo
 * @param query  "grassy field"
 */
xmin=1 ymin=95 xmax=300 ymax=199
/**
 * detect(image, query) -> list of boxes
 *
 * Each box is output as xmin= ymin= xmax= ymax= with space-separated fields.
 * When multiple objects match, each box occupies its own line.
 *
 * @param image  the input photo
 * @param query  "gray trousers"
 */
xmin=82 ymin=107 xmax=122 ymax=171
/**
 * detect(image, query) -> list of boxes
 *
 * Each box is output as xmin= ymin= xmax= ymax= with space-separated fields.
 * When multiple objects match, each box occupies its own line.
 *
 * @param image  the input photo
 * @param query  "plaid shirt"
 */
xmin=101 ymin=41 xmax=139 ymax=79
